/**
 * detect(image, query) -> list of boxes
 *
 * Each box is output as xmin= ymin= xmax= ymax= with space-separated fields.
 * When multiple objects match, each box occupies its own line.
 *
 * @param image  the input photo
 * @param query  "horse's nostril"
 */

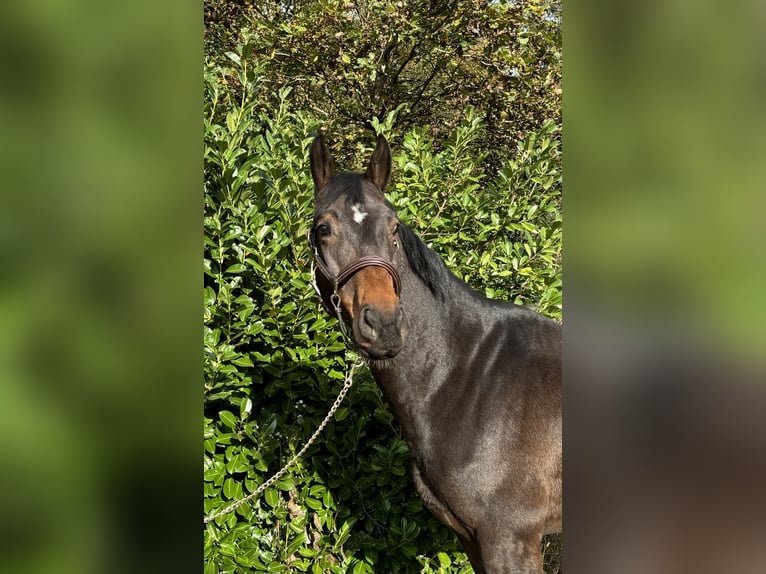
xmin=360 ymin=305 xmax=378 ymax=341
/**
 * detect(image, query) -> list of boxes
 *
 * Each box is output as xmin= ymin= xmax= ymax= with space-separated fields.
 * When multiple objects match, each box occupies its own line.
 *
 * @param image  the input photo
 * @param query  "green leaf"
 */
xmin=333 ymin=407 xmax=349 ymax=421
xmin=219 ymin=410 xmax=238 ymax=429
xmin=309 ymin=485 xmax=326 ymax=497
xmin=231 ymin=355 xmax=254 ymax=367
xmin=264 ymin=488 xmax=279 ymax=507
xmin=224 ymin=263 xmax=247 ymax=274
xmin=225 ymin=112 xmax=237 ymax=134
xmin=222 ymin=477 xmax=241 ymax=499
xmin=203 ymin=286 xmax=217 ymax=307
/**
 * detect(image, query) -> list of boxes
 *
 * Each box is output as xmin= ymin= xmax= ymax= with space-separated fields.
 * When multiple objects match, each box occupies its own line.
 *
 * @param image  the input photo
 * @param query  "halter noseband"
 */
xmin=307 ymin=229 xmax=402 ymax=341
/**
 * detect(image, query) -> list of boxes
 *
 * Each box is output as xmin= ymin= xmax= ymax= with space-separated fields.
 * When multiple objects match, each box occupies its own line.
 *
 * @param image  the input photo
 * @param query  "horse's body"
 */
xmin=308 ymin=135 xmax=561 ymax=573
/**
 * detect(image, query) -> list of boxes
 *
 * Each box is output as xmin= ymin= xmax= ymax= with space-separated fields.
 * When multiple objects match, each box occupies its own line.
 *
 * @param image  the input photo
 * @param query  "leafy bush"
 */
xmin=204 ymin=57 xmax=561 ymax=572
xmin=205 ymin=0 xmax=561 ymax=177
xmin=386 ymin=108 xmax=561 ymax=318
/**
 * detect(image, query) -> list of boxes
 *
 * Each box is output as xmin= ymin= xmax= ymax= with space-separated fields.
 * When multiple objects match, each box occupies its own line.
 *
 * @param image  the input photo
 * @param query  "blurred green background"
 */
xmin=0 ymin=2 xmax=200 ymax=573
xmin=566 ymin=0 xmax=766 ymax=357
xmin=565 ymin=1 xmax=766 ymax=572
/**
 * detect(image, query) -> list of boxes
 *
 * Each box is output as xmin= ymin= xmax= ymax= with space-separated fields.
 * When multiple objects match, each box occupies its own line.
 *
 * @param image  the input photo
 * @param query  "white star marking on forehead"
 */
xmin=351 ymin=203 xmax=368 ymax=224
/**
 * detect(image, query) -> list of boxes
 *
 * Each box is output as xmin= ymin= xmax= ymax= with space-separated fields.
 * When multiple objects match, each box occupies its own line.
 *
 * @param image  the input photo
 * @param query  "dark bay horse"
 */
xmin=308 ymin=134 xmax=561 ymax=573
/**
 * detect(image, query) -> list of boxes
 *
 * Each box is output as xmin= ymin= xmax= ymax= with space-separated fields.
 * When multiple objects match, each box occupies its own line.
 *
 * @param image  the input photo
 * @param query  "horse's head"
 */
xmin=309 ymin=134 xmax=409 ymax=359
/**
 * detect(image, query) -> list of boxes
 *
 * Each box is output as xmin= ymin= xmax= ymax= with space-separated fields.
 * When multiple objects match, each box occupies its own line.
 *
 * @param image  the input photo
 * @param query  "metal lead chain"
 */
xmin=203 ymin=355 xmax=364 ymax=524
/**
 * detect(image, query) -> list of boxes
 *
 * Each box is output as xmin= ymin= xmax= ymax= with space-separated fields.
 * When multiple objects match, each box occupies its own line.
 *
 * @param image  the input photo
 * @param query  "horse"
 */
xmin=307 ymin=134 xmax=562 ymax=573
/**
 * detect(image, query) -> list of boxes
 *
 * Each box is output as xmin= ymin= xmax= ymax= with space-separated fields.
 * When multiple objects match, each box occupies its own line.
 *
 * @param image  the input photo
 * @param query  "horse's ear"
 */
xmin=365 ymin=134 xmax=391 ymax=192
xmin=310 ymin=134 xmax=335 ymax=195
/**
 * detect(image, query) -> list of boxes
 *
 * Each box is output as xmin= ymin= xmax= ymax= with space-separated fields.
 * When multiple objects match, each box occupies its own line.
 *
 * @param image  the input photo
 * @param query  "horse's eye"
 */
xmin=316 ymin=222 xmax=332 ymax=237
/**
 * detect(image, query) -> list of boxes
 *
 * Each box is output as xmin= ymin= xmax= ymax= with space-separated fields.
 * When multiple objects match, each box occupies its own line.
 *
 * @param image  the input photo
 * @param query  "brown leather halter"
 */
xmin=307 ymin=229 xmax=402 ymax=341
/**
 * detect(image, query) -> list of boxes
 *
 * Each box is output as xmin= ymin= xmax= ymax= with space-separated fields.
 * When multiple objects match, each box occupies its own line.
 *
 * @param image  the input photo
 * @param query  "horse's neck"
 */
xmin=368 ymin=263 xmax=475 ymax=443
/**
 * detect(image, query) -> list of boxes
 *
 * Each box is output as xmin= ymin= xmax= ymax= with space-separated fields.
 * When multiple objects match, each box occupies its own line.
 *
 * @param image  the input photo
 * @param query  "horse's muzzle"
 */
xmin=354 ymin=304 xmax=408 ymax=359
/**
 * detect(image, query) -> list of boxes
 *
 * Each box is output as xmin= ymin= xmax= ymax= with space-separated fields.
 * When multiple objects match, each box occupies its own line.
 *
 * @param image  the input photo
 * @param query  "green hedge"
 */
xmin=204 ymin=61 xmax=561 ymax=573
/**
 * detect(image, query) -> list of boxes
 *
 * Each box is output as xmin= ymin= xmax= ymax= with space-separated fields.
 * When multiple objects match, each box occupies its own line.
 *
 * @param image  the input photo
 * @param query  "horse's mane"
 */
xmin=398 ymin=223 xmax=448 ymax=301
